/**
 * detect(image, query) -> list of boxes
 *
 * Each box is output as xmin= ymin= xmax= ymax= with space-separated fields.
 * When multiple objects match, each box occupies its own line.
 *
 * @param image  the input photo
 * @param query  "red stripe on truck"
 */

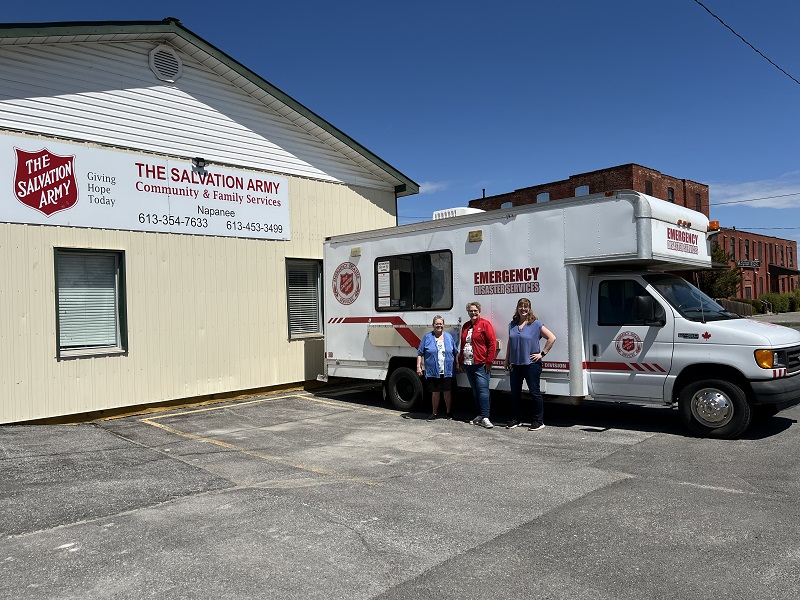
xmin=327 ymin=316 xmax=422 ymax=348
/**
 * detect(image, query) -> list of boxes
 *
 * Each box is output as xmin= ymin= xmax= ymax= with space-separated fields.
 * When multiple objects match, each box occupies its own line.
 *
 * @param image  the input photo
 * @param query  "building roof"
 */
xmin=0 ymin=18 xmax=419 ymax=197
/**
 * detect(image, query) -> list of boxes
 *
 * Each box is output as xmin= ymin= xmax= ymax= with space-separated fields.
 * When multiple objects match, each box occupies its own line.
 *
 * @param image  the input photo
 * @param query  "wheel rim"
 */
xmin=690 ymin=388 xmax=734 ymax=428
xmin=396 ymin=376 xmax=416 ymax=404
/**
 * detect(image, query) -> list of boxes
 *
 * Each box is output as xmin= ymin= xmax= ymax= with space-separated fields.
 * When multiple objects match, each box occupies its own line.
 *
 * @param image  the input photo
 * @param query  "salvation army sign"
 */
xmin=2 ymin=134 xmax=291 ymax=241
xmin=14 ymin=148 xmax=78 ymax=216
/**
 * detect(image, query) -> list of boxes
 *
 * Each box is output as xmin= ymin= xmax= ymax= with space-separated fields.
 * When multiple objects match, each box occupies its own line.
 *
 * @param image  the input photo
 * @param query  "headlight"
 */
xmin=754 ymin=349 xmax=786 ymax=369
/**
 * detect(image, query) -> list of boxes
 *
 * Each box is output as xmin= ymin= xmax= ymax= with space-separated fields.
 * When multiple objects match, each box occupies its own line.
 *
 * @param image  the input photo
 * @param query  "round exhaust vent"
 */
xmin=149 ymin=45 xmax=183 ymax=83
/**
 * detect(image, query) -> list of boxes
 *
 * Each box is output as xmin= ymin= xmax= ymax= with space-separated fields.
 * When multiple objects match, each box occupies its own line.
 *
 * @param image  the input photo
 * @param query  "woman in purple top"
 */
xmin=504 ymin=298 xmax=556 ymax=431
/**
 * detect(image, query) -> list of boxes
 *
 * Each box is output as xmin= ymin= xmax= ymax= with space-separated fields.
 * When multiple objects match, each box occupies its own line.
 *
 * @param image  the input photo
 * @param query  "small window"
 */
xmin=536 ymin=192 xmax=550 ymax=203
xmin=744 ymin=239 xmax=749 ymax=260
xmin=597 ymin=280 xmax=654 ymax=326
xmin=789 ymin=247 xmax=794 ymax=267
xmin=286 ymin=259 xmax=323 ymax=338
xmin=758 ymin=241 xmax=763 ymax=262
xmin=667 ymin=187 xmax=675 ymax=203
xmin=645 ymin=180 xmax=653 ymax=196
xmin=375 ymin=250 xmax=452 ymax=311
xmin=55 ymin=249 xmax=127 ymax=357
xmin=769 ymin=244 xmax=774 ymax=264
xmin=781 ymin=246 xmax=785 ymax=266
xmin=730 ymin=237 xmax=736 ymax=261
xmin=500 ymin=201 xmax=513 ymax=209
xmin=759 ymin=277 xmax=764 ymax=296
xmin=575 ymin=185 xmax=589 ymax=197
xmin=695 ymin=193 xmax=702 ymax=212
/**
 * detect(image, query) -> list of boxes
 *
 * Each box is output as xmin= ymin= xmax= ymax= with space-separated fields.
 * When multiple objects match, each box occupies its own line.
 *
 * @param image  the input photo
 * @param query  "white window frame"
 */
xmin=286 ymin=259 xmax=323 ymax=339
xmin=55 ymin=248 xmax=127 ymax=358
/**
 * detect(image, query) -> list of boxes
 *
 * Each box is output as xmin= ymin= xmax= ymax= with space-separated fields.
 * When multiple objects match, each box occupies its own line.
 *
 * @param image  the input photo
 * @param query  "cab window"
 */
xmin=598 ymin=280 xmax=650 ymax=326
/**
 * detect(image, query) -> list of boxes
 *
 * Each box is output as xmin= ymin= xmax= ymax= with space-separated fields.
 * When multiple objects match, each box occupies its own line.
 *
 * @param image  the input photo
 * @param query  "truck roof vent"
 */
xmin=149 ymin=45 xmax=183 ymax=83
xmin=433 ymin=207 xmax=484 ymax=220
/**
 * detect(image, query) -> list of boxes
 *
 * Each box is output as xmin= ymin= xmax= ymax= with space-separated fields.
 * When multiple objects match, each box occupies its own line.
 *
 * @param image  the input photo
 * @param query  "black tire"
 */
xmin=678 ymin=379 xmax=752 ymax=439
xmin=386 ymin=367 xmax=424 ymax=411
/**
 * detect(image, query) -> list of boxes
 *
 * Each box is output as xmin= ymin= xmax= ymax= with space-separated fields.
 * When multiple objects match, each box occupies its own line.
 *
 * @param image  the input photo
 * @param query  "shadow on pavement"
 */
xmin=312 ymin=381 xmax=797 ymax=440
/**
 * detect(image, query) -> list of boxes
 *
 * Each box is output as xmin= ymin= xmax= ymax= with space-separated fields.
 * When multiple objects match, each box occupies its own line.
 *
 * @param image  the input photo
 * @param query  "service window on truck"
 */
xmin=375 ymin=250 xmax=453 ymax=311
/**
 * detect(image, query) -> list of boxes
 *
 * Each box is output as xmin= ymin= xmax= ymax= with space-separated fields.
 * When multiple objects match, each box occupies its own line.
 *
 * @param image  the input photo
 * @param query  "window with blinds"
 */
xmin=286 ymin=259 xmax=322 ymax=338
xmin=55 ymin=249 xmax=127 ymax=356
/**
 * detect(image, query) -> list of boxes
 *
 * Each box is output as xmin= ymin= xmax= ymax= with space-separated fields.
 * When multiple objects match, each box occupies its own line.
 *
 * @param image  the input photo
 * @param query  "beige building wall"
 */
xmin=0 ymin=176 xmax=395 ymax=423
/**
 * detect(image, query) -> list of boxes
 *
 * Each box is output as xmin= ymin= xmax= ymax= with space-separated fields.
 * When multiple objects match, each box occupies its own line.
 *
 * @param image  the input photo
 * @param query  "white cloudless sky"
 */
xmin=4 ymin=0 xmax=800 ymax=245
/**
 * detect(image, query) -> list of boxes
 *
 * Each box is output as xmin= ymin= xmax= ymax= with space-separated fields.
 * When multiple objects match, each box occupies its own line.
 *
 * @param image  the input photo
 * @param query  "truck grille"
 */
xmin=787 ymin=345 xmax=800 ymax=375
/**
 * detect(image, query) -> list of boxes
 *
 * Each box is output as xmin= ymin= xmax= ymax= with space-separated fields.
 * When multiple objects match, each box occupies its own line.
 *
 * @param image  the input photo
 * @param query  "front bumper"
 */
xmin=750 ymin=374 xmax=800 ymax=405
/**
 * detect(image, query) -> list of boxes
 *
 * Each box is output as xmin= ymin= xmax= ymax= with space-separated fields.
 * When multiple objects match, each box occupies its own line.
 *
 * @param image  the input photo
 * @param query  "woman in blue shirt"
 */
xmin=504 ymin=298 xmax=556 ymax=430
xmin=417 ymin=315 xmax=459 ymax=420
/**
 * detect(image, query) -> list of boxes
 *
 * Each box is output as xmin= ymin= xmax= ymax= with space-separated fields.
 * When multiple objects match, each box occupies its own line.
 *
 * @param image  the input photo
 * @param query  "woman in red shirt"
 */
xmin=459 ymin=301 xmax=497 ymax=428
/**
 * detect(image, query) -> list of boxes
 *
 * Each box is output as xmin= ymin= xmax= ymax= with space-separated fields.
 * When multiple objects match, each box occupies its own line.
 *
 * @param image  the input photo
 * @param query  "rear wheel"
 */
xmin=386 ymin=367 xmax=424 ymax=411
xmin=678 ymin=379 xmax=752 ymax=439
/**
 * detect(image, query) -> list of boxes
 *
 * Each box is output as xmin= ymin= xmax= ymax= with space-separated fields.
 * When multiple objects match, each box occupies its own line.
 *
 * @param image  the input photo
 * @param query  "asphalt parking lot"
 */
xmin=2 ymin=383 xmax=800 ymax=600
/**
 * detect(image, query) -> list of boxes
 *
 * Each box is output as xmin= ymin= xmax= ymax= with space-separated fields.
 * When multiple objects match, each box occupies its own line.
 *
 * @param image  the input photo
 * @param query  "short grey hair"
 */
xmin=432 ymin=315 xmax=445 ymax=326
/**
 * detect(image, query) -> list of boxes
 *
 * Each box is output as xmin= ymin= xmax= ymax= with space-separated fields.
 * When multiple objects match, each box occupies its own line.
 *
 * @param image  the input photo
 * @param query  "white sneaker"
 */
xmin=480 ymin=417 xmax=494 ymax=429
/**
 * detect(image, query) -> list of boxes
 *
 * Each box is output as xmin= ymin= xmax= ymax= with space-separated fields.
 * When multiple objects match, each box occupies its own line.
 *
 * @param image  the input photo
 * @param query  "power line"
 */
xmin=711 ymin=192 xmax=800 ymax=206
xmin=692 ymin=0 xmax=800 ymax=87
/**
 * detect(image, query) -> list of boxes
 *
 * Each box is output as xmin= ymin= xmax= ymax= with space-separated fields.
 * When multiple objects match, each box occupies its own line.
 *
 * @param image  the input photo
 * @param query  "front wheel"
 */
xmin=678 ymin=379 xmax=752 ymax=439
xmin=386 ymin=367 xmax=424 ymax=411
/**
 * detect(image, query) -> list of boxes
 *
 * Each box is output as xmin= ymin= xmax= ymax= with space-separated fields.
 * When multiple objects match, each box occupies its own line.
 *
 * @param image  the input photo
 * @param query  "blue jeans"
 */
xmin=510 ymin=362 xmax=543 ymax=423
xmin=464 ymin=364 xmax=491 ymax=418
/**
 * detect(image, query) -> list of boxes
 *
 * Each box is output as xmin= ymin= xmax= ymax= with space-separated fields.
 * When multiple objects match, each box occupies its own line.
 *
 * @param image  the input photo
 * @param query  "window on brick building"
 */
xmin=745 ymin=240 xmax=750 ymax=260
xmin=758 ymin=241 xmax=762 ymax=262
xmin=667 ymin=187 xmax=674 ymax=203
xmin=501 ymin=202 xmax=513 ymax=209
xmin=745 ymin=286 xmax=752 ymax=300
xmin=759 ymin=277 xmax=764 ymax=296
xmin=645 ymin=180 xmax=653 ymax=195
xmin=781 ymin=246 xmax=785 ymax=266
xmin=575 ymin=185 xmax=589 ymax=197
xmin=536 ymin=192 xmax=550 ymax=203
xmin=695 ymin=193 xmax=701 ymax=212
xmin=769 ymin=244 xmax=774 ymax=264
xmin=730 ymin=237 xmax=735 ymax=260
xmin=789 ymin=247 xmax=794 ymax=267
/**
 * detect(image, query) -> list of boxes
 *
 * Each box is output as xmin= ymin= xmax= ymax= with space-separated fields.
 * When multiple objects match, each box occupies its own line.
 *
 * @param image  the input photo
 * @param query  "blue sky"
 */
xmin=4 ymin=1 xmax=800 ymax=245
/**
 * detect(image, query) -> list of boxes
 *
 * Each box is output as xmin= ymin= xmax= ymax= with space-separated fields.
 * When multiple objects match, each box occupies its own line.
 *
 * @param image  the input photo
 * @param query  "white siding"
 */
xmin=0 ymin=175 xmax=395 ymax=424
xmin=0 ymin=41 xmax=394 ymax=191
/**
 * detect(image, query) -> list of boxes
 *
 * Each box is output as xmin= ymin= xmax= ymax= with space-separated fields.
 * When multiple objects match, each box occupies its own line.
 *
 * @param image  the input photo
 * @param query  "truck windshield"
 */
xmin=642 ymin=274 xmax=740 ymax=322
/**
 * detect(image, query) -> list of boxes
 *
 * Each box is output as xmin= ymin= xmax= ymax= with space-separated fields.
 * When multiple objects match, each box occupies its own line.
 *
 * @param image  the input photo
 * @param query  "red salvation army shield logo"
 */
xmin=614 ymin=331 xmax=643 ymax=359
xmin=14 ymin=148 xmax=78 ymax=216
xmin=332 ymin=262 xmax=361 ymax=305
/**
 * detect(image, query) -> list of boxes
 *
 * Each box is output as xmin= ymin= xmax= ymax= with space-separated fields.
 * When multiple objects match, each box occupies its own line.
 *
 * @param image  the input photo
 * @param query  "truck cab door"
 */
xmin=586 ymin=277 xmax=674 ymax=400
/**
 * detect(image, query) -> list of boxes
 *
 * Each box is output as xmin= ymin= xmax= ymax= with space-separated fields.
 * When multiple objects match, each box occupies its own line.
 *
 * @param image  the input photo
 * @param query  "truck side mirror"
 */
xmin=634 ymin=295 xmax=666 ymax=327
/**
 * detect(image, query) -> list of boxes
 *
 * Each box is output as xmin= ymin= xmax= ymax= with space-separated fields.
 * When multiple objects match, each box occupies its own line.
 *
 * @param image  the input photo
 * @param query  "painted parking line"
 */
xmin=139 ymin=392 xmax=388 ymax=486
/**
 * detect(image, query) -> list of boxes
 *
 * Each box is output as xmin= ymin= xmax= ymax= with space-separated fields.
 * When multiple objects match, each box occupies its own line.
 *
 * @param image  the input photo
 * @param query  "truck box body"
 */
xmin=323 ymin=191 xmax=800 ymax=438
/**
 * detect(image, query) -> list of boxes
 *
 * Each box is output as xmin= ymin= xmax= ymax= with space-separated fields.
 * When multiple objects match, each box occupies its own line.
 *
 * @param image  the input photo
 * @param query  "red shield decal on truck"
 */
xmin=14 ymin=148 xmax=78 ymax=216
xmin=332 ymin=262 xmax=361 ymax=305
xmin=340 ymin=272 xmax=354 ymax=296
xmin=614 ymin=331 xmax=643 ymax=359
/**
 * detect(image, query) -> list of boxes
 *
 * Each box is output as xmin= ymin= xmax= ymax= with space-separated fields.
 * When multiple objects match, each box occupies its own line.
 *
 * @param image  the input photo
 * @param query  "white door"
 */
xmin=586 ymin=277 xmax=674 ymax=400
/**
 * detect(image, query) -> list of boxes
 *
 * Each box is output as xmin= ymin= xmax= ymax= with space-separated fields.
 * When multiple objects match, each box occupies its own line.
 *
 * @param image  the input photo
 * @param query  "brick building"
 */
xmin=718 ymin=228 xmax=798 ymax=299
xmin=466 ymin=163 xmax=799 ymax=299
xmin=468 ymin=163 xmax=710 ymax=217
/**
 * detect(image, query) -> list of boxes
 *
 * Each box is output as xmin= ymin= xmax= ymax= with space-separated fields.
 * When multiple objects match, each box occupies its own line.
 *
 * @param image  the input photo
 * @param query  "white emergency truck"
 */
xmin=322 ymin=190 xmax=800 ymax=438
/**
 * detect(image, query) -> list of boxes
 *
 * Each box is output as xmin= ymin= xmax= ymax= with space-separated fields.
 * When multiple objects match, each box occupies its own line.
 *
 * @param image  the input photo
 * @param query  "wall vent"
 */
xmin=149 ymin=45 xmax=183 ymax=83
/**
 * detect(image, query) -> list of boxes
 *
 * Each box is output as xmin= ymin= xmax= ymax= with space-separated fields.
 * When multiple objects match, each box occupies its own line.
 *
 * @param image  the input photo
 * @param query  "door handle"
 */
xmin=592 ymin=344 xmax=599 ymax=357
